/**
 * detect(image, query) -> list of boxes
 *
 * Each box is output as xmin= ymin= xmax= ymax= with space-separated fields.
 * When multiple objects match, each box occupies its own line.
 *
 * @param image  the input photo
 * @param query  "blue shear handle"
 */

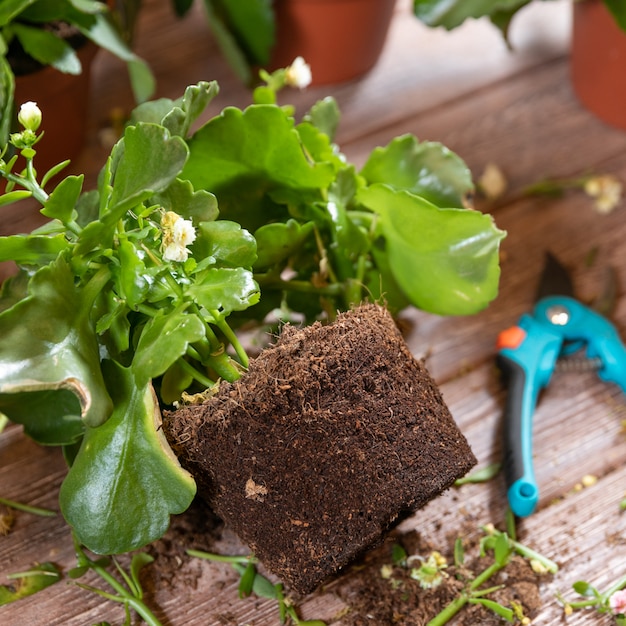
xmin=498 ymin=354 xmax=540 ymax=517
xmin=498 ymin=315 xmax=562 ymax=517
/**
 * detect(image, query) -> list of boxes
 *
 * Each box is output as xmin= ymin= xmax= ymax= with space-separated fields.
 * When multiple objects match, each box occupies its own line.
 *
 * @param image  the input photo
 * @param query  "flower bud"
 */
xmin=285 ymin=57 xmax=312 ymax=89
xmin=17 ymin=101 xmax=42 ymax=132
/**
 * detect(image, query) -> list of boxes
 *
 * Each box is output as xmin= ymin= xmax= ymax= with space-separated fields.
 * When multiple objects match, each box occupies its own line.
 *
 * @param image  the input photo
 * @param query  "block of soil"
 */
xmin=165 ymin=304 xmax=476 ymax=593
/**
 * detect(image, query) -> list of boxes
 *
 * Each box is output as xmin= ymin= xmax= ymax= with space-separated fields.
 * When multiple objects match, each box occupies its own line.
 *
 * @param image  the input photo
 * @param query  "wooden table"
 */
xmin=2 ymin=1 xmax=626 ymax=624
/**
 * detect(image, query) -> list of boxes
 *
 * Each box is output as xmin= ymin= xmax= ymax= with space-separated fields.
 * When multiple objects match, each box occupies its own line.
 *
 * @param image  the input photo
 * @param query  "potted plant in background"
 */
xmin=167 ymin=0 xmax=396 ymax=86
xmin=0 ymin=0 xmax=155 ymax=173
xmin=412 ymin=0 xmax=626 ymax=131
xmin=0 ymin=58 xmax=505 ymax=619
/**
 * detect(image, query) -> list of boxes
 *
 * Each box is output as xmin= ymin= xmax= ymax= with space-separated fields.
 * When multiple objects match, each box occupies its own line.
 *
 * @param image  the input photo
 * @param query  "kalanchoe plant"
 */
xmin=0 ymin=61 xmax=504 ymax=557
xmin=413 ymin=0 xmax=626 ymax=38
xmin=0 ymin=0 xmax=154 ymax=146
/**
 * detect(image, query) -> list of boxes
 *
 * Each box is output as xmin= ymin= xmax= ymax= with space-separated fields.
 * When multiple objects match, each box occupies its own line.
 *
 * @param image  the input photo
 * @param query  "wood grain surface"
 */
xmin=2 ymin=1 xmax=625 ymax=624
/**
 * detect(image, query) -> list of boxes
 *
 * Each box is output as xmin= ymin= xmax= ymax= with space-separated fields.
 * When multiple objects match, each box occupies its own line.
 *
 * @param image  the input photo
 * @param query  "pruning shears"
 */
xmin=496 ymin=252 xmax=626 ymax=518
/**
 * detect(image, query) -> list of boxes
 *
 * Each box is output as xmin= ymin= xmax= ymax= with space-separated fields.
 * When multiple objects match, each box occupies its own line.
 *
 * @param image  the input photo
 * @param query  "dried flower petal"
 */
xmin=584 ymin=175 xmax=622 ymax=214
xmin=610 ymin=588 xmax=626 ymax=615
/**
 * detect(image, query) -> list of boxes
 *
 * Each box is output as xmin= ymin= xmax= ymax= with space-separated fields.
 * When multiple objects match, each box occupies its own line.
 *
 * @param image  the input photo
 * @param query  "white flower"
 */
xmin=161 ymin=211 xmax=196 ymax=263
xmin=285 ymin=57 xmax=312 ymax=89
xmin=18 ymin=101 xmax=42 ymax=132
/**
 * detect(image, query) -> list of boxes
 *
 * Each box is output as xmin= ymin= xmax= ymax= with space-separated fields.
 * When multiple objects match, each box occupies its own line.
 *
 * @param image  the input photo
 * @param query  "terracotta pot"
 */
xmin=571 ymin=0 xmax=626 ymax=130
xmin=270 ymin=0 xmax=396 ymax=85
xmin=12 ymin=42 xmax=99 ymax=175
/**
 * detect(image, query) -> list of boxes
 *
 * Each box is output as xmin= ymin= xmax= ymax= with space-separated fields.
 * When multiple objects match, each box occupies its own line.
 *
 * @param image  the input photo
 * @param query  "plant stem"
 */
xmin=211 ymin=312 xmax=250 ymax=368
xmin=90 ymin=562 xmax=162 ymax=626
xmin=177 ymin=357 xmax=216 ymax=388
xmin=0 ymin=497 xmax=56 ymax=517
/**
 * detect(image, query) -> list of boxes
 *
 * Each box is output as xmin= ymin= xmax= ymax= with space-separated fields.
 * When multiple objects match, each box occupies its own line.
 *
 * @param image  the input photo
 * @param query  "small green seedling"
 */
xmin=187 ymin=549 xmax=326 ymax=626
xmin=558 ymin=574 xmax=626 ymax=625
xmin=385 ymin=523 xmax=557 ymax=626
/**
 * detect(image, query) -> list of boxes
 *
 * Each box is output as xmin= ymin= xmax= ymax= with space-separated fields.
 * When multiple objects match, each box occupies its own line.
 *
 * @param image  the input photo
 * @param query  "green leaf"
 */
xmin=0 ymin=389 xmax=83 ymax=444
xmin=152 ymin=178 xmax=218 ymax=225
xmin=0 ymin=233 xmax=67 ymax=264
xmin=455 ymin=462 xmax=502 ymax=485
xmin=494 ymin=532 xmax=511 ymax=566
xmin=186 ymin=267 xmax=260 ymax=315
xmin=304 ymin=96 xmax=341 ymax=142
xmin=454 ymin=537 xmax=465 ymax=567
xmin=238 ymin=561 xmax=257 ymax=598
xmin=0 ymin=258 xmax=113 ymax=429
xmin=0 ymin=563 xmax=61 ymax=606
xmin=116 ymin=239 xmax=149 ymax=310
xmin=40 ymin=175 xmax=84 ymax=222
xmin=0 ymin=56 xmax=14 ymax=147
xmin=605 ymin=0 xmax=626 ymax=32
xmin=254 ymin=219 xmax=315 ymax=270
xmin=202 ymin=0 xmax=275 ymax=84
xmin=0 ymin=1 xmax=37 ymax=27
xmin=193 ymin=220 xmax=257 ymax=268
xmin=109 ymin=123 xmax=189 ymax=218
xmin=59 ymin=362 xmax=196 ymax=554
xmin=413 ymin=0 xmax=531 ymax=31
xmin=129 ymin=552 xmax=154 ymax=597
xmin=162 ymin=81 xmax=220 ymax=138
xmin=360 ymin=135 xmax=473 ymax=209
xmin=358 ymin=184 xmax=505 ymax=315
xmin=13 ymin=23 xmax=81 ymax=74
xmin=183 ymin=105 xmax=335 ymax=231
xmin=572 ymin=580 xmax=599 ymax=598
xmin=131 ymin=309 xmax=206 ymax=385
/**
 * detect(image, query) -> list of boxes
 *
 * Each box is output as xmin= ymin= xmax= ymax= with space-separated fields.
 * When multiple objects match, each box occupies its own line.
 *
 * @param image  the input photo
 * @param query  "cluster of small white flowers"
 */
xmin=161 ymin=211 xmax=196 ymax=262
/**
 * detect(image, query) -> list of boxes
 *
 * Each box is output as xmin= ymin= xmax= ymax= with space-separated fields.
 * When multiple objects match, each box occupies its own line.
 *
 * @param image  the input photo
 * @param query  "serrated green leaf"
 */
xmin=183 ymin=105 xmax=335 ymax=231
xmin=254 ymin=219 xmax=315 ymax=270
xmin=152 ymin=178 xmax=218 ymax=225
xmin=186 ymin=267 xmax=260 ymax=315
xmin=304 ymin=96 xmax=340 ymax=142
xmin=131 ymin=309 xmax=206 ymax=385
xmin=162 ymin=80 xmax=220 ymax=138
xmin=108 ymin=123 xmax=189 ymax=218
xmin=59 ymin=361 xmax=196 ymax=554
xmin=0 ymin=258 xmax=113 ymax=429
xmin=193 ymin=220 xmax=257 ymax=268
xmin=358 ymin=184 xmax=505 ymax=315
xmin=360 ymin=135 xmax=473 ymax=209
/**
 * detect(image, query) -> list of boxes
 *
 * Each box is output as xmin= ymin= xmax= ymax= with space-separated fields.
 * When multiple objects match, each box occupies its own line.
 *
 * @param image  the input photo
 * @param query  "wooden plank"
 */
xmin=4 ymin=0 xmax=626 ymax=624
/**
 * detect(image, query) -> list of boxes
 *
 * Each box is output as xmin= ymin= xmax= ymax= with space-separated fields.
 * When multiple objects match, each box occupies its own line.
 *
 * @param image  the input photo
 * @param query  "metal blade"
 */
xmin=535 ymin=251 xmax=575 ymax=301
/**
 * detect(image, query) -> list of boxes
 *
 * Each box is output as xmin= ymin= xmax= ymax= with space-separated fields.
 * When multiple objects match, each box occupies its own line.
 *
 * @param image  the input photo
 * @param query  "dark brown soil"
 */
xmin=164 ymin=304 xmax=477 ymax=594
